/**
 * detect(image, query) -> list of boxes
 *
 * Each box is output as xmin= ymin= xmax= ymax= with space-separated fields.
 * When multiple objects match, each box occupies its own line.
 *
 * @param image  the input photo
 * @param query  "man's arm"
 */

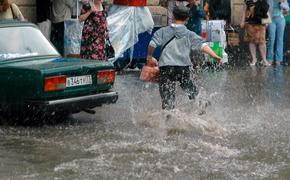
xmin=146 ymin=44 xmax=157 ymax=67
xmin=190 ymin=32 xmax=223 ymax=63
xmin=202 ymin=45 xmax=223 ymax=63
xmin=146 ymin=28 xmax=164 ymax=66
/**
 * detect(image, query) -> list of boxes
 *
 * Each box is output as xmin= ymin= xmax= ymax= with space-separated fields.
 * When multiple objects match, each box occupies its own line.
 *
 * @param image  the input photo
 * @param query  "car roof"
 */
xmin=0 ymin=20 xmax=37 ymax=28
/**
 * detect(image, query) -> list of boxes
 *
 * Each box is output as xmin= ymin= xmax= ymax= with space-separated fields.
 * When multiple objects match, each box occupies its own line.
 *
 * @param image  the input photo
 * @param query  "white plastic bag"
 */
xmin=37 ymin=19 xmax=52 ymax=40
xmin=107 ymin=5 xmax=154 ymax=59
xmin=64 ymin=19 xmax=84 ymax=57
xmin=63 ymin=5 xmax=154 ymax=59
xmin=206 ymin=20 xmax=227 ymax=50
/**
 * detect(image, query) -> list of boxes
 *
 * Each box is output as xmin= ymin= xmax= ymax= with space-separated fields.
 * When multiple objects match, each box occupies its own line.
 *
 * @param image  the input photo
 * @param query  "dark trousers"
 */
xmin=51 ymin=22 xmax=64 ymax=56
xmin=283 ymin=23 xmax=290 ymax=63
xmin=159 ymin=66 xmax=198 ymax=110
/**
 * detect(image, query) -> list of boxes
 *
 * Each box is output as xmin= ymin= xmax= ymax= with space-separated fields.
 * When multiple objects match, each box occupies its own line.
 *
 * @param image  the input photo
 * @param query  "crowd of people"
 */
xmin=1 ymin=0 xmax=290 ymax=66
xmin=1 ymin=0 xmax=290 ymax=111
xmin=241 ymin=0 xmax=290 ymax=66
xmin=167 ymin=0 xmax=290 ymax=66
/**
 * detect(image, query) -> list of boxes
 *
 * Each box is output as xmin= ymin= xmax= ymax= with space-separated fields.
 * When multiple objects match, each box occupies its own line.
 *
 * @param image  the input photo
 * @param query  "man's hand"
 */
xmin=202 ymin=45 xmax=224 ymax=64
xmin=147 ymin=56 xmax=158 ymax=67
xmin=214 ymin=56 xmax=223 ymax=64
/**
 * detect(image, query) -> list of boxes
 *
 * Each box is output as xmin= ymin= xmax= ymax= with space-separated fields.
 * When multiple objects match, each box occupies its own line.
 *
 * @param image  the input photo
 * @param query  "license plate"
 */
xmin=66 ymin=75 xmax=92 ymax=87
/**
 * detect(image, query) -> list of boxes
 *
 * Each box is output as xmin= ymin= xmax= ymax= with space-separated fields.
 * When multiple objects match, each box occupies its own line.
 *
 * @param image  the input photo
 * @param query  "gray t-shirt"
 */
xmin=150 ymin=24 xmax=206 ymax=67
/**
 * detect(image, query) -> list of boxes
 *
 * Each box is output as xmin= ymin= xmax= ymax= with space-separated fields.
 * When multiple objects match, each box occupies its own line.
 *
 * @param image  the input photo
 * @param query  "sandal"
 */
xmin=262 ymin=61 xmax=271 ymax=66
xmin=250 ymin=62 xmax=256 ymax=66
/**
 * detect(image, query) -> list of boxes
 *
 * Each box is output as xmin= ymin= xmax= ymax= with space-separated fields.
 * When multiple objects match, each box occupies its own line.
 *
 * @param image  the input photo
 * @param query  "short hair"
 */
xmin=173 ymin=6 xmax=190 ymax=21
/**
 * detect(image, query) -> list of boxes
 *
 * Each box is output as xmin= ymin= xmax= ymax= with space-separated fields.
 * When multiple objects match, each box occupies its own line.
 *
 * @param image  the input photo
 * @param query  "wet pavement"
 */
xmin=1 ymin=65 xmax=290 ymax=179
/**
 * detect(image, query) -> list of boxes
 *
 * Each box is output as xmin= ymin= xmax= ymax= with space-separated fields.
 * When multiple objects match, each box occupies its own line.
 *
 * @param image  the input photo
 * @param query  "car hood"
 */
xmin=0 ymin=56 xmax=113 ymax=71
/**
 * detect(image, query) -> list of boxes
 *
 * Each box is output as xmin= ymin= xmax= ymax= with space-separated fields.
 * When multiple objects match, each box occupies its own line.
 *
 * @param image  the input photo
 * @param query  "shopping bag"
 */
xmin=37 ymin=19 xmax=52 ymax=40
xmin=140 ymin=65 xmax=160 ymax=82
xmin=140 ymin=58 xmax=159 ymax=82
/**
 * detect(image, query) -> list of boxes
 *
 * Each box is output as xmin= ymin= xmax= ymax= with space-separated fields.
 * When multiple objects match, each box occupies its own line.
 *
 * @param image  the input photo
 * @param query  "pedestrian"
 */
xmin=208 ymin=0 xmax=231 ymax=22
xmin=240 ymin=0 xmax=271 ymax=66
xmin=0 ymin=0 xmax=24 ymax=21
xmin=168 ymin=0 xmax=189 ymax=25
xmin=79 ymin=0 xmax=110 ymax=61
xmin=282 ymin=0 xmax=290 ymax=64
xmin=267 ymin=0 xmax=289 ymax=65
xmin=146 ymin=6 xmax=223 ymax=110
xmin=186 ymin=0 xmax=207 ymax=36
xmin=51 ymin=0 xmax=74 ymax=56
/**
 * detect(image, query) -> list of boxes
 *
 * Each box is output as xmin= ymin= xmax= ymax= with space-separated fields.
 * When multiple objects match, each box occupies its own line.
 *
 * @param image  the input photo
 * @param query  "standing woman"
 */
xmin=0 ymin=0 xmax=24 ymax=21
xmin=79 ymin=0 xmax=109 ymax=61
xmin=267 ymin=0 xmax=289 ymax=65
xmin=186 ymin=0 xmax=206 ymax=36
xmin=241 ymin=0 xmax=271 ymax=66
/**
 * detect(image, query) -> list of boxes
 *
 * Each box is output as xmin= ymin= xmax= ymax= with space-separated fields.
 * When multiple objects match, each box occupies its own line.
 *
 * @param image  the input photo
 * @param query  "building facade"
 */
xmin=17 ymin=0 xmax=244 ymax=25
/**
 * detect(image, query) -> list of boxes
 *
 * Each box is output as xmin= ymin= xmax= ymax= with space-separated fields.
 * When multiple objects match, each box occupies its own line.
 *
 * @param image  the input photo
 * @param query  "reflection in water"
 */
xmin=1 ymin=67 xmax=290 ymax=179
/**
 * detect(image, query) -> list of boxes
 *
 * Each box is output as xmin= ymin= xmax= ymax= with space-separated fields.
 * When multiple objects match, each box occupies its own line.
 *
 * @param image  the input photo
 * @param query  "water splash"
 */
xmin=134 ymin=109 xmax=226 ymax=137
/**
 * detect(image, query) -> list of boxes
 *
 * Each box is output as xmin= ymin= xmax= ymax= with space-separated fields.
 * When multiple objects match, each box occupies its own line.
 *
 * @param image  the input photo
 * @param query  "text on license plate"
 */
xmin=66 ymin=75 xmax=92 ymax=87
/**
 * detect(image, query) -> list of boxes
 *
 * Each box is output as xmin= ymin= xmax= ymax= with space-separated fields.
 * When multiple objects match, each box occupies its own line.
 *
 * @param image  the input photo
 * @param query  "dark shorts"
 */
xmin=159 ymin=66 xmax=198 ymax=110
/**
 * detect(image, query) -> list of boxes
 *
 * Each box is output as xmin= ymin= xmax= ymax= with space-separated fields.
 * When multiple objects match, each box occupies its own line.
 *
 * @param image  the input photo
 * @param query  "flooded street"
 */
xmin=1 ymin=66 xmax=290 ymax=179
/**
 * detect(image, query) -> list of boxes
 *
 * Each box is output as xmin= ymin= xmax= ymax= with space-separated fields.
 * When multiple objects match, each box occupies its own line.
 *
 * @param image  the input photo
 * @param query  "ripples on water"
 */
xmin=1 ymin=67 xmax=290 ymax=179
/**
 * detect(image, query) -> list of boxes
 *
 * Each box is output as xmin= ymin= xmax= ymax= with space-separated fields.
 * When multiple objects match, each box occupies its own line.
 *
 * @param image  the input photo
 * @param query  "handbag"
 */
xmin=261 ymin=12 xmax=272 ymax=24
xmin=103 ymin=5 xmax=115 ymax=60
xmin=140 ymin=58 xmax=159 ymax=82
xmin=105 ymin=39 xmax=115 ymax=59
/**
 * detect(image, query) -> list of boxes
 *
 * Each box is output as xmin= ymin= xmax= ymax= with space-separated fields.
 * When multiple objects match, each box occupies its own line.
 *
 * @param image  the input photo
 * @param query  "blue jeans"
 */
xmin=283 ymin=23 xmax=289 ymax=62
xmin=267 ymin=16 xmax=286 ymax=62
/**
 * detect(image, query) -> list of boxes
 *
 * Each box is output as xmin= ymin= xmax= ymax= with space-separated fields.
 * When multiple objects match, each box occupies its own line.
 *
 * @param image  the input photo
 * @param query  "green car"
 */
xmin=0 ymin=21 xmax=118 ymax=118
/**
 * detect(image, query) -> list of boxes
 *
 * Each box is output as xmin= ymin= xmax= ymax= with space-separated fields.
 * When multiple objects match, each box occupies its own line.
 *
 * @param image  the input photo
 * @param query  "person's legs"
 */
xmin=275 ymin=17 xmax=286 ymax=63
xmin=249 ymin=43 xmax=257 ymax=65
xmin=258 ymin=42 xmax=271 ymax=65
xmin=283 ymin=22 xmax=288 ymax=64
xmin=179 ymin=66 xmax=199 ymax=100
xmin=159 ymin=66 xmax=176 ymax=110
xmin=267 ymin=21 xmax=277 ymax=63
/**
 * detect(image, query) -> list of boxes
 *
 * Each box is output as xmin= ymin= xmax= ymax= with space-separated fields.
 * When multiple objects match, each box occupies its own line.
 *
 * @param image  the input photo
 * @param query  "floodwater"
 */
xmin=1 ymin=66 xmax=290 ymax=179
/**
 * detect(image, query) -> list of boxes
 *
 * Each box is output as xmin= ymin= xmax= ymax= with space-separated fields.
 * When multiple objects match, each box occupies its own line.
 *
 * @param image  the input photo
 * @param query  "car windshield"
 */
xmin=0 ymin=26 xmax=59 ymax=61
